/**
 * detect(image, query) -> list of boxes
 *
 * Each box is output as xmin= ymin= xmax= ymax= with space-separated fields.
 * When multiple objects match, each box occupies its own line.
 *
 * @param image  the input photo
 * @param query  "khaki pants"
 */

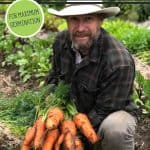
xmin=93 ymin=111 xmax=137 ymax=150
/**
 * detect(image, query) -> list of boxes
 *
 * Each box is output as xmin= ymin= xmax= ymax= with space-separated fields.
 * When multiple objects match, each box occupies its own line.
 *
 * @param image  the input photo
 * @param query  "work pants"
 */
xmin=93 ymin=111 xmax=137 ymax=150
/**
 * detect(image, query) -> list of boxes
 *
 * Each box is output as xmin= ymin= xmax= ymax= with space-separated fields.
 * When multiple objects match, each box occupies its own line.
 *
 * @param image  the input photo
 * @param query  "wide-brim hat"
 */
xmin=48 ymin=4 xmax=120 ymax=18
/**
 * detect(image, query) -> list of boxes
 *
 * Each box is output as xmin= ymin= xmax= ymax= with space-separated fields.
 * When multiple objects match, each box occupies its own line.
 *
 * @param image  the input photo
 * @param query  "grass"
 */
xmin=0 ymin=86 xmax=50 ymax=136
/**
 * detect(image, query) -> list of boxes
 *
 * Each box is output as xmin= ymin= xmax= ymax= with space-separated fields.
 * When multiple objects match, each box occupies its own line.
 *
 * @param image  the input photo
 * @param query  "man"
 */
xmin=45 ymin=3 xmax=138 ymax=150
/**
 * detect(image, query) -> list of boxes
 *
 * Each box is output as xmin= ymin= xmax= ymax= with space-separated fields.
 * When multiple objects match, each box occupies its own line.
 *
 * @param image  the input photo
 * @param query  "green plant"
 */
xmin=103 ymin=0 xmax=150 ymax=22
xmin=134 ymin=72 xmax=150 ymax=113
xmin=0 ymin=4 xmax=9 ymax=14
xmin=103 ymin=19 xmax=150 ymax=54
xmin=5 ymin=35 xmax=55 ymax=82
xmin=143 ymin=80 xmax=150 ymax=112
xmin=0 ymin=18 xmax=17 ymax=59
xmin=0 ymin=86 xmax=50 ymax=135
xmin=0 ymin=16 xmax=56 ymax=82
xmin=43 ymin=6 xmax=66 ymax=31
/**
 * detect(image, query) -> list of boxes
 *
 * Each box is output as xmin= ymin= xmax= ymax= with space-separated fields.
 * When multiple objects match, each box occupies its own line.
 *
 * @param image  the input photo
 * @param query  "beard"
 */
xmin=70 ymin=27 xmax=100 ymax=56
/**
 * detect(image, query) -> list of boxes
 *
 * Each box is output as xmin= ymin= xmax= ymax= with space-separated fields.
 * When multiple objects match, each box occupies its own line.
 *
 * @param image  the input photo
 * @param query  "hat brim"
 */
xmin=48 ymin=4 xmax=120 ymax=18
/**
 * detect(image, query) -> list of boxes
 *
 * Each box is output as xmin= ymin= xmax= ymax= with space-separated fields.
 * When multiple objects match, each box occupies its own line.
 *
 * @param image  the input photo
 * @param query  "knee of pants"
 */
xmin=100 ymin=127 xmax=128 ymax=141
xmin=97 ymin=127 xmax=135 ymax=150
xmin=98 ymin=111 xmax=136 ymax=141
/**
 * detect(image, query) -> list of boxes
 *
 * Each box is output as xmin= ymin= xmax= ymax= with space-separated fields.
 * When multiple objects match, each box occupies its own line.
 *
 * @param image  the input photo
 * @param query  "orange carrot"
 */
xmin=42 ymin=129 xmax=59 ymax=150
xmin=21 ymin=145 xmax=30 ymax=150
xmin=34 ymin=116 xmax=46 ymax=149
xmin=75 ymin=137 xmax=84 ymax=150
xmin=22 ymin=125 xmax=36 ymax=147
xmin=61 ymin=120 xmax=77 ymax=136
xmin=45 ymin=107 xmax=64 ymax=129
xmin=63 ymin=132 xmax=76 ymax=150
xmin=73 ymin=113 xmax=100 ymax=144
xmin=54 ymin=133 xmax=65 ymax=150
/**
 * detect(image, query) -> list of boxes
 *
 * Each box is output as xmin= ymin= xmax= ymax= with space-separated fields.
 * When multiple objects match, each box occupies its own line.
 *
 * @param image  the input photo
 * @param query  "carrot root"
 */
xmin=73 ymin=113 xmax=99 ymax=144
xmin=45 ymin=107 xmax=64 ymax=129
xmin=34 ymin=116 xmax=46 ymax=149
xmin=75 ymin=137 xmax=84 ymax=150
xmin=61 ymin=120 xmax=77 ymax=136
xmin=21 ymin=145 xmax=30 ymax=150
xmin=54 ymin=133 xmax=64 ymax=150
xmin=63 ymin=132 xmax=76 ymax=150
xmin=22 ymin=125 xmax=36 ymax=147
xmin=42 ymin=129 xmax=59 ymax=150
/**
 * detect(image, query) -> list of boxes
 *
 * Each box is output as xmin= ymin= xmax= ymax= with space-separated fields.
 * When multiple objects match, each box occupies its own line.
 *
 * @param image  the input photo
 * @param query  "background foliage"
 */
xmin=103 ymin=0 xmax=150 ymax=22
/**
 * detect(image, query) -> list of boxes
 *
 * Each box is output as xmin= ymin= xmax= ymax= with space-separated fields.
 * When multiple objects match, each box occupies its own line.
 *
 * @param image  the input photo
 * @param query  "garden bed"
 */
xmin=0 ymin=16 xmax=150 ymax=149
xmin=0 ymin=56 xmax=150 ymax=150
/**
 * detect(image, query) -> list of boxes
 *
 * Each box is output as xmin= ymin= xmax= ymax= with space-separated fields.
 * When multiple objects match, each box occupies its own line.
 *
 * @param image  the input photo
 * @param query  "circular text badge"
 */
xmin=5 ymin=0 xmax=44 ymax=38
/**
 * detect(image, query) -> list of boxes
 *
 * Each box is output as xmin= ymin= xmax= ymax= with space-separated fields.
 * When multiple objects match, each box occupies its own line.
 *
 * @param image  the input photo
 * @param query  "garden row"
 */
xmin=0 ymin=17 xmax=150 ymax=82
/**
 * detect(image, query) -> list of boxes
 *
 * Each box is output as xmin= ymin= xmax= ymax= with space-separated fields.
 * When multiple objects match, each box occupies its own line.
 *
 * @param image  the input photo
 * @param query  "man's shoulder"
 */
xmin=55 ymin=30 xmax=69 ymax=40
xmin=102 ymin=29 xmax=125 ymax=51
xmin=53 ymin=30 xmax=70 ymax=48
xmin=52 ymin=30 xmax=71 ymax=53
xmin=102 ymin=29 xmax=134 ymax=69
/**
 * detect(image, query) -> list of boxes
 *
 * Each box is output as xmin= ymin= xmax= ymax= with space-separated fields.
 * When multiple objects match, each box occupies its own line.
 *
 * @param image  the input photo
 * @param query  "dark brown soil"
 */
xmin=0 ymin=123 xmax=21 ymax=150
xmin=135 ymin=114 xmax=150 ymax=150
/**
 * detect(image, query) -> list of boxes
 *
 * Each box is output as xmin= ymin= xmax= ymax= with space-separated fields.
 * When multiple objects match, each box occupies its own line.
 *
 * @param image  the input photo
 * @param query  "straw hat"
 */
xmin=48 ymin=3 xmax=120 ymax=18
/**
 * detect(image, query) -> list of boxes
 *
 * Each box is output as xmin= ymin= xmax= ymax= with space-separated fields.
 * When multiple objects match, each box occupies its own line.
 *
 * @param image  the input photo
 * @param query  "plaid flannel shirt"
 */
xmin=45 ymin=28 xmax=138 ymax=129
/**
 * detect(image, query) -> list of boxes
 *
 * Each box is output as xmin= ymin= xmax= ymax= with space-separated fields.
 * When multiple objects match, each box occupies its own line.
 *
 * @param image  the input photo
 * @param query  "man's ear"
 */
xmin=99 ymin=14 xmax=105 ymax=21
xmin=95 ymin=14 xmax=104 ymax=26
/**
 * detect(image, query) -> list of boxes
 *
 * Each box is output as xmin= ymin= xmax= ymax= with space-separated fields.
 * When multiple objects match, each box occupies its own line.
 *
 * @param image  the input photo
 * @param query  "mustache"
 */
xmin=73 ymin=31 xmax=91 ymax=37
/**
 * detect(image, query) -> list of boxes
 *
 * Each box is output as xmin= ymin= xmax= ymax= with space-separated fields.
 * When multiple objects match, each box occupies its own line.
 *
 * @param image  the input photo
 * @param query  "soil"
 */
xmin=135 ymin=114 xmax=150 ymax=150
xmin=133 ymin=56 xmax=150 ymax=80
xmin=133 ymin=56 xmax=150 ymax=150
xmin=0 ymin=123 xmax=21 ymax=150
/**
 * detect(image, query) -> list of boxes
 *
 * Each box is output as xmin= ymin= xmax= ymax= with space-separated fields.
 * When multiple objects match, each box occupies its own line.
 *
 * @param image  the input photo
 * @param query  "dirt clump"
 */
xmin=0 ymin=123 xmax=21 ymax=150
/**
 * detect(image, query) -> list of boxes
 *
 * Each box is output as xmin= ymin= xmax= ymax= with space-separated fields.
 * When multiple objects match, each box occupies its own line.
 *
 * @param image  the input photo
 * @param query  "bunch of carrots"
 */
xmin=21 ymin=107 xmax=100 ymax=150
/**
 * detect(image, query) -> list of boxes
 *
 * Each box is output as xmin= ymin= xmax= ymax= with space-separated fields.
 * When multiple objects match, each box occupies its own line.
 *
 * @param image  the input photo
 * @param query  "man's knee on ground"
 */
xmin=97 ymin=111 xmax=136 ymax=142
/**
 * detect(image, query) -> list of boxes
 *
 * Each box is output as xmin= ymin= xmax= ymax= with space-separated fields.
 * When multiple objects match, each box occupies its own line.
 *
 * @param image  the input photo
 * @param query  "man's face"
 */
xmin=67 ymin=14 xmax=102 ymax=54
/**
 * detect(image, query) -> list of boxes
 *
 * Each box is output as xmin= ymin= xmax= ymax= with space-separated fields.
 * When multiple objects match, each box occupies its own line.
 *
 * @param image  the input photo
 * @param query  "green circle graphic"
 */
xmin=5 ymin=0 xmax=44 ymax=38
